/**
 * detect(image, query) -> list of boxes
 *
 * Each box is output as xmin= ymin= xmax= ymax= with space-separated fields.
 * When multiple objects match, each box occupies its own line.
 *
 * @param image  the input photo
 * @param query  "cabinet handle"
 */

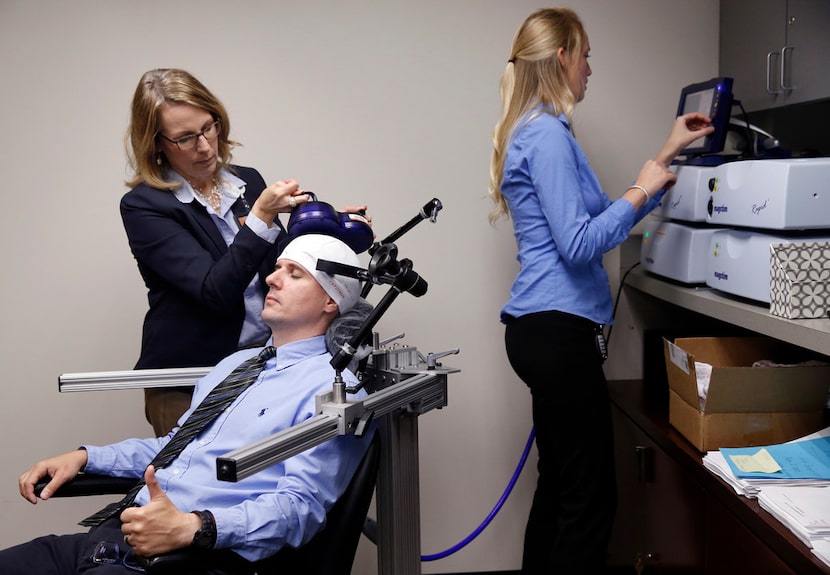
xmin=635 ymin=551 xmax=657 ymax=574
xmin=781 ymin=45 xmax=796 ymax=91
xmin=635 ymin=445 xmax=654 ymax=483
xmin=766 ymin=50 xmax=784 ymax=94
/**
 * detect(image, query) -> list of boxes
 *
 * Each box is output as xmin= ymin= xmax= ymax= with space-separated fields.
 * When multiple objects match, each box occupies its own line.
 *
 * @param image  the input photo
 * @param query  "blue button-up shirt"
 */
xmin=500 ymin=109 xmax=663 ymax=325
xmin=84 ymin=337 xmax=370 ymax=561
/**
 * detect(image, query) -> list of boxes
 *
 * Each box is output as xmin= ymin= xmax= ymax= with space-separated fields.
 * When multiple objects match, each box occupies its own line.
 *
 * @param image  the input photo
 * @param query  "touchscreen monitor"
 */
xmin=677 ymin=77 xmax=733 ymax=156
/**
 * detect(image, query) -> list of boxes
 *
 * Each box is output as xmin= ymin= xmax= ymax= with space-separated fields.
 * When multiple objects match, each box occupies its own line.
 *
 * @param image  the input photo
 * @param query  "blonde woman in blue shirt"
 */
xmin=488 ymin=8 xmax=713 ymax=573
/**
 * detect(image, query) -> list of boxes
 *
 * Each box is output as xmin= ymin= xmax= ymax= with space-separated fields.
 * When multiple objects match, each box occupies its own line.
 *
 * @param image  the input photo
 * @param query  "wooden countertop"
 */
xmin=608 ymin=378 xmax=830 ymax=575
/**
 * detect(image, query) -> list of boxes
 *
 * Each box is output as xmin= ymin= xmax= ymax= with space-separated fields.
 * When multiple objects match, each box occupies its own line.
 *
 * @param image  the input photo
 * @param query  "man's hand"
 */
xmin=119 ymin=466 xmax=201 ymax=557
xmin=18 ymin=449 xmax=88 ymax=504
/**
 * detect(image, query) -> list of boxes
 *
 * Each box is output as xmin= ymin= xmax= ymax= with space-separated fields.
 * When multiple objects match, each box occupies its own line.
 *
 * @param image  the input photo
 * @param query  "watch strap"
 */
xmin=191 ymin=509 xmax=217 ymax=550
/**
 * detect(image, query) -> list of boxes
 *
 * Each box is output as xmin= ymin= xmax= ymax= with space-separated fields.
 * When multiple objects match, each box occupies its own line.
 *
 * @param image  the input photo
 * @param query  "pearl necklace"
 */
xmin=188 ymin=177 xmax=222 ymax=211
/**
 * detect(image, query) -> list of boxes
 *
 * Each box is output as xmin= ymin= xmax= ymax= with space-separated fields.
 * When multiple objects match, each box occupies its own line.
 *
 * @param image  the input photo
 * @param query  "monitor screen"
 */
xmin=677 ymin=77 xmax=733 ymax=156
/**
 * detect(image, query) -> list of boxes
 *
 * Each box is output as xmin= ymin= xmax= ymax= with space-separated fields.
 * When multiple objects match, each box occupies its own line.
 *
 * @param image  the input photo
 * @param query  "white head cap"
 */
xmin=279 ymin=234 xmax=362 ymax=313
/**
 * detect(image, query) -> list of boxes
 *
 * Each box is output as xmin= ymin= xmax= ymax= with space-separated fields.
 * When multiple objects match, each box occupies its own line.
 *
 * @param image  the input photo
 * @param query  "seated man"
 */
xmin=2 ymin=234 xmax=373 ymax=575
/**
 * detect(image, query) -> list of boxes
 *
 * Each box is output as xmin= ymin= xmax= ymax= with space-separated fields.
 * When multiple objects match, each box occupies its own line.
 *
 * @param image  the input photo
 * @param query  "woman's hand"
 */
xmin=623 ymin=159 xmax=678 ymax=209
xmin=340 ymin=205 xmax=374 ymax=240
xmin=656 ymin=112 xmax=715 ymax=167
xmin=250 ymin=179 xmax=307 ymax=223
xmin=338 ymin=205 xmax=373 ymax=228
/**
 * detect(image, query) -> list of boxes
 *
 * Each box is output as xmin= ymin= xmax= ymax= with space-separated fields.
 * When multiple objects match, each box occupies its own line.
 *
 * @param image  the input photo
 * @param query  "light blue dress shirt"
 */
xmin=500 ymin=109 xmax=664 ymax=325
xmin=84 ymin=337 xmax=371 ymax=562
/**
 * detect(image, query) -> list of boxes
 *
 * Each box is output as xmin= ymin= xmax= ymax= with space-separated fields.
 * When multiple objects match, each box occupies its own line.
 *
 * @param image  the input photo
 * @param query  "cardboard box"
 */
xmin=770 ymin=241 xmax=830 ymax=319
xmin=664 ymin=336 xmax=830 ymax=451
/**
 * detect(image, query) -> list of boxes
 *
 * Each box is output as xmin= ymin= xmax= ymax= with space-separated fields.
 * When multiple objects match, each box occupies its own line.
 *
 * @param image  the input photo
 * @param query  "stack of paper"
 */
xmin=813 ymin=539 xmax=830 ymax=568
xmin=701 ymin=450 xmax=830 ymax=497
xmin=757 ymin=485 xmax=830 ymax=546
xmin=702 ymin=426 xmax=830 ymax=567
xmin=702 ymin=426 xmax=830 ymax=498
xmin=702 ymin=450 xmax=762 ymax=497
xmin=758 ymin=486 xmax=830 ymax=567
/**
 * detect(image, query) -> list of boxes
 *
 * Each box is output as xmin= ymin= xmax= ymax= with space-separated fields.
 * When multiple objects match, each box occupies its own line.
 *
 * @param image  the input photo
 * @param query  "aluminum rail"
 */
xmin=58 ymin=367 xmax=210 ymax=392
xmin=216 ymin=368 xmax=452 ymax=482
xmin=57 ymin=356 xmax=458 ymax=575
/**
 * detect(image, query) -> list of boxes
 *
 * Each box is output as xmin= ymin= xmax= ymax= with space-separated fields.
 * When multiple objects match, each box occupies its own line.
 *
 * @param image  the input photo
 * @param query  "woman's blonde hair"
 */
xmin=488 ymin=8 xmax=586 ymax=224
xmin=125 ymin=68 xmax=239 ymax=190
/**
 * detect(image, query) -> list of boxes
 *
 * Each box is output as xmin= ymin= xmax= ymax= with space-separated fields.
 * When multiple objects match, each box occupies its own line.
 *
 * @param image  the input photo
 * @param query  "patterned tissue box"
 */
xmin=770 ymin=242 xmax=830 ymax=319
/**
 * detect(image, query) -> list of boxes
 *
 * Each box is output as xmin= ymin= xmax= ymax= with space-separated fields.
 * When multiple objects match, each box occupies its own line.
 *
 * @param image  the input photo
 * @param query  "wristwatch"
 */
xmin=191 ymin=510 xmax=217 ymax=550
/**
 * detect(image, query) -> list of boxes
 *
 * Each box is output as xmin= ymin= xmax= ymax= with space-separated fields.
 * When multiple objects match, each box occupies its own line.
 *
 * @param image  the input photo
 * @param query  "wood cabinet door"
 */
xmin=608 ymin=405 xmax=706 ymax=573
xmin=705 ymin=499 xmax=798 ymax=575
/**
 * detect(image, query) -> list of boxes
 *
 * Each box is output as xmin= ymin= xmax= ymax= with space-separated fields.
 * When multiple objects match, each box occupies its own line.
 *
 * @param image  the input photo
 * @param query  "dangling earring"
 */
xmin=156 ymin=154 xmax=163 ymax=166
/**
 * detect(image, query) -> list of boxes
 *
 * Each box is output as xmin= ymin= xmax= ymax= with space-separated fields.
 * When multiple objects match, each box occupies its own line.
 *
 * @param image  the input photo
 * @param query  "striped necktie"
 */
xmin=80 ymin=346 xmax=276 ymax=527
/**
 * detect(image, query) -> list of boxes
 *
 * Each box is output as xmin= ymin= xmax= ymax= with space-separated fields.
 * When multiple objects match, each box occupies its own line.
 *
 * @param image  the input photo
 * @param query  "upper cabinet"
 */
xmin=720 ymin=0 xmax=830 ymax=112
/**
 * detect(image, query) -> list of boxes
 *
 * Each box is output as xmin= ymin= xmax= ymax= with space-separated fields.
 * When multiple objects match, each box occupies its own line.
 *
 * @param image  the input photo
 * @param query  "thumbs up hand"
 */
xmin=119 ymin=466 xmax=202 ymax=557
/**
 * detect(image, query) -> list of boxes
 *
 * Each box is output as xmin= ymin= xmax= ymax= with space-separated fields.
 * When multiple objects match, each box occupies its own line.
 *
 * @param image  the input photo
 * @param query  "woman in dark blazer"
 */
xmin=122 ymin=69 xmax=367 ymax=435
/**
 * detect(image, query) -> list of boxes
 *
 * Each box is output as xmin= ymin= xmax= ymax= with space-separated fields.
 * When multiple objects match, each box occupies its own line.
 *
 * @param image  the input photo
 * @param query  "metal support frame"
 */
xmin=376 ymin=411 xmax=422 ymax=574
xmin=216 ymin=362 xmax=455 ymax=575
xmin=59 ymin=348 xmax=458 ymax=575
xmin=56 ymin=202 xmax=458 ymax=573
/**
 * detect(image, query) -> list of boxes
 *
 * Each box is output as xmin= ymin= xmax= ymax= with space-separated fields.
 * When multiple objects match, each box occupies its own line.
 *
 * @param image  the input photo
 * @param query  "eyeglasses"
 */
xmin=158 ymin=119 xmax=221 ymax=150
xmin=90 ymin=540 xmax=146 ymax=572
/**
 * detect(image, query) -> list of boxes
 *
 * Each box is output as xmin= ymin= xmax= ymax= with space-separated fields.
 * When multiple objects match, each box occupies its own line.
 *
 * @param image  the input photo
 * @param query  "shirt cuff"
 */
xmin=80 ymin=445 xmax=112 ymax=474
xmin=246 ymin=211 xmax=280 ymax=243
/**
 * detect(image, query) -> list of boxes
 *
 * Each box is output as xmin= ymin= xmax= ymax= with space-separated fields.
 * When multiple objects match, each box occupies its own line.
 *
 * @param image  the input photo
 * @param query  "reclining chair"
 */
xmin=35 ymin=433 xmax=380 ymax=575
xmin=42 ymin=227 xmax=457 ymax=575
xmin=36 ymin=299 xmax=381 ymax=574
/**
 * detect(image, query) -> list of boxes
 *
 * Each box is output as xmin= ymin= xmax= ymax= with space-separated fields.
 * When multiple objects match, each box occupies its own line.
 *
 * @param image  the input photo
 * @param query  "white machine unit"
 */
xmin=705 ymin=229 xmax=830 ymax=303
xmin=640 ymin=220 xmax=723 ymax=284
xmin=652 ymin=165 xmax=715 ymax=222
xmin=706 ymin=158 xmax=830 ymax=230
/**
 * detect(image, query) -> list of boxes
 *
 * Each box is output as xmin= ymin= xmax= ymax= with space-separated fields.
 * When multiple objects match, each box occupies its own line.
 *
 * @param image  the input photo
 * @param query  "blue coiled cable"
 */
xmin=420 ymin=426 xmax=536 ymax=562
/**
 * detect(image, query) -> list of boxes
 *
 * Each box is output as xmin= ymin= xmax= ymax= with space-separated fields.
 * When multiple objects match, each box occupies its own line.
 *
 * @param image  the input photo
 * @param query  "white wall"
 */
xmin=0 ymin=1 xmax=718 ymax=572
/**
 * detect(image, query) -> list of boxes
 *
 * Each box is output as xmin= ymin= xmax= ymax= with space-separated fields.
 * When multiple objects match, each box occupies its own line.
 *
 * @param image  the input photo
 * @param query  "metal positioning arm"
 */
xmin=59 ymin=338 xmax=460 ymax=575
xmin=57 ymin=199 xmax=457 ymax=574
xmin=216 ymin=358 xmax=455 ymax=482
xmin=217 ymin=341 xmax=459 ymax=575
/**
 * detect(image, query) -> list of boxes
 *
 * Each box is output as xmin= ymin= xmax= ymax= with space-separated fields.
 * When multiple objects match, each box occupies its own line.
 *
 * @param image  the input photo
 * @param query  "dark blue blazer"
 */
xmin=120 ymin=166 xmax=287 ymax=369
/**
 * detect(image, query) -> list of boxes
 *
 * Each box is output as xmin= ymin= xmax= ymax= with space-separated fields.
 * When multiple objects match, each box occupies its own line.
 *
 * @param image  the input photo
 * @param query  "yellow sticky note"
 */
xmin=728 ymin=448 xmax=782 ymax=474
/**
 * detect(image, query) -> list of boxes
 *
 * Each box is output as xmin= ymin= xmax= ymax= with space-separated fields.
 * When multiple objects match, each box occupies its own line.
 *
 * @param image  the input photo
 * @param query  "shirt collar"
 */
xmin=528 ymin=103 xmax=570 ymax=130
xmin=170 ymin=168 xmax=247 ymax=207
xmin=267 ymin=335 xmax=328 ymax=370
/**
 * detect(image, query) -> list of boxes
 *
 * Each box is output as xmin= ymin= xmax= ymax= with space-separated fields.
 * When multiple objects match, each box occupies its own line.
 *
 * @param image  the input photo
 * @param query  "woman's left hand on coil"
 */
xmin=339 ymin=204 xmax=372 ymax=227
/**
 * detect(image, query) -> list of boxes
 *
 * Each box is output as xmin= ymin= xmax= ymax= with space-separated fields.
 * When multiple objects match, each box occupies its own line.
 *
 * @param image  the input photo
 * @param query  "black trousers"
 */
xmin=0 ymin=518 xmax=255 ymax=575
xmin=504 ymin=310 xmax=617 ymax=574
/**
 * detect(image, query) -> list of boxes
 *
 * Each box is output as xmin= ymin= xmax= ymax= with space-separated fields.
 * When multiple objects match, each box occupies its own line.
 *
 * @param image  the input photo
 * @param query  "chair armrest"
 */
xmin=31 ymin=475 xmax=196 ymax=573
xmin=33 ymin=473 xmax=138 ymax=498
